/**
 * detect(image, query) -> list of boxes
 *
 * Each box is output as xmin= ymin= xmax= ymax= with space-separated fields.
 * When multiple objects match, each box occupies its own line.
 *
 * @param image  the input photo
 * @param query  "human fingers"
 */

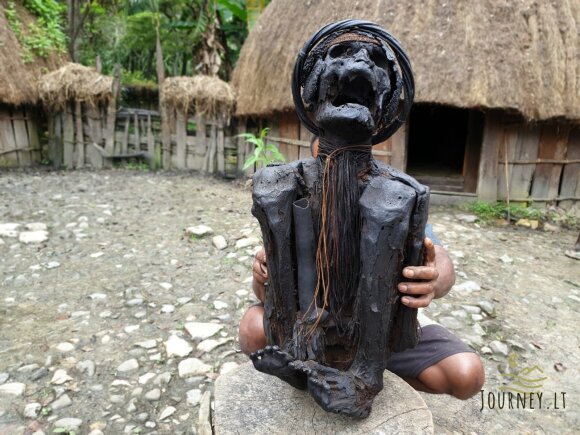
xmin=423 ymin=237 xmax=436 ymax=266
xmin=402 ymin=266 xmax=439 ymax=281
xmin=398 ymin=281 xmax=435 ymax=296
xmin=252 ymin=257 xmax=268 ymax=284
xmin=401 ymin=292 xmax=434 ymax=308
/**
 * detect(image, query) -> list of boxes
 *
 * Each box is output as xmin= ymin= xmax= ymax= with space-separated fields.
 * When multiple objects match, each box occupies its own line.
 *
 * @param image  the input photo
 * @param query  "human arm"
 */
xmin=398 ymin=237 xmax=456 ymax=308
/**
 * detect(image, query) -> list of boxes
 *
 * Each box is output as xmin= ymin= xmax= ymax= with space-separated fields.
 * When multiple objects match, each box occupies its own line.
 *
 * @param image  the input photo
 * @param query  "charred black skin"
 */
xmin=250 ymin=39 xmax=429 ymax=419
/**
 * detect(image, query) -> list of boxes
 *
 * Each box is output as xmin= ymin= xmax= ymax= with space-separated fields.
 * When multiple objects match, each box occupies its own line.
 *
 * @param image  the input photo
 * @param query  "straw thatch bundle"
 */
xmin=161 ymin=75 xmax=236 ymax=118
xmin=232 ymin=0 xmax=580 ymax=121
xmin=39 ymin=63 xmax=114 ymax=110
xmin=0 ymin=1 xmax=64 ymax=106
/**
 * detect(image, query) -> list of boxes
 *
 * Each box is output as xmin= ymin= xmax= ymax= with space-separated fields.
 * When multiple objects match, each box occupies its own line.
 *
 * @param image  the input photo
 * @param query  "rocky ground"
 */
xmin=0 ymin=169 xmax=578 ymax=435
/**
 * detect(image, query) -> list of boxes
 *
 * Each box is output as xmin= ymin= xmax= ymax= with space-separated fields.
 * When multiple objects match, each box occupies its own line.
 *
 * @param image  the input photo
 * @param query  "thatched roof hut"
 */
xmin=160 ymin=75 xmax=236 ymax=119
xmin=232 ymin=0 xmax=579 ymax=121
xmin=39 ymin=63 xmax=115 ymax=110
xmin=0 ymin=1 xmax=64 ymax=106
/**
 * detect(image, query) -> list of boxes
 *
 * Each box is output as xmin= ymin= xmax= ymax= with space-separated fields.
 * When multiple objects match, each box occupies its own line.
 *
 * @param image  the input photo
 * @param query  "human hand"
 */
xmin=398 ymin=237 xmax=438 ymax=308
xmin=252 ymin=248 xmax=268 ymax=302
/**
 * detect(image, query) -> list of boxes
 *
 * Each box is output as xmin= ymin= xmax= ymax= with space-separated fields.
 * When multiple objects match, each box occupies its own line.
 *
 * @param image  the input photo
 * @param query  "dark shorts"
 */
xmin=386 ymin=324 xmax=475 ymax=379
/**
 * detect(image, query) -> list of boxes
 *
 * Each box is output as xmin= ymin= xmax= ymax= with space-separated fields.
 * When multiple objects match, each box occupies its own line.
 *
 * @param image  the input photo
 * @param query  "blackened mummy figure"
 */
xmin=250 ymin=20 xmax=429 ymax=419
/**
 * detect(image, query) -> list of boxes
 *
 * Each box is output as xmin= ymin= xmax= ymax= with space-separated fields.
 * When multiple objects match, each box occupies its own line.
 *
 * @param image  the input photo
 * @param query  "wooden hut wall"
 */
xmin=258 ymin=112 xmax=407 ymax=170
xmin=0 ymin=104 xmax=41 ymax=166
xmin=478 ymin=112 xmax=580 ymax=209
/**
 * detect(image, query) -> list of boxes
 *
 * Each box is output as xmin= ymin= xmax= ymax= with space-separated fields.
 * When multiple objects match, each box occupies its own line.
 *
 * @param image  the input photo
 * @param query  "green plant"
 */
xmin=240 ymin=128 xmax=285 ymax=170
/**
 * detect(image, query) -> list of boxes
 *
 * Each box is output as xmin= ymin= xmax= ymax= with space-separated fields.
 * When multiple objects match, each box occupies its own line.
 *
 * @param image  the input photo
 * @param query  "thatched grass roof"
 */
xmin=232 ymin=0 xmax=580 ymax=121
xmin=39 ymin=63 xmax=114 ymax=110
xmin=160 ymin=75 xmax=236 ymax=118
xmin=0 ymin=1 xmax=65 ymax=106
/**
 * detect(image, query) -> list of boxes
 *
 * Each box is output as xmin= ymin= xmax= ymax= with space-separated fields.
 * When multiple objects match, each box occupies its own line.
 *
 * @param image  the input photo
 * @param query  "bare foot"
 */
xmin=250 ymin=345 xmax=307 ymax=390
xmin=290 ymin=360 xmax=378 ymax=419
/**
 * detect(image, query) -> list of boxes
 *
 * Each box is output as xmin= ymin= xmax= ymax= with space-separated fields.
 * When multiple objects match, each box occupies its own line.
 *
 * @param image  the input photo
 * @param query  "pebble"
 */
xmin=139 ymin=373 xmax=156 ymax=385
xmin=77 ymin=360 xmax=96 ymax=376
xmin=462 ymin=305 xmax=481 ymax=314
xmin=89 ymin=293 xmax=107 ymax=300
xmin=472 ymin=323 xmax=486 ymax=336
xmin=56 ymin=341 xmax=75 ymax=352
xmin=478 ymin=300 xmax=495 ymax=316
xmin=0 ymin=373 xmax=8 ymax=384
xmin=45 ymin=261 xmax=61 ymax=270
xmin=0 ymin=223 xmax=20 ymax=237
xmin=499 ymin=254 xmax=513 ymax=264
xmin=135 ymin=340 xmax=157 ymax=349
xmin=19 ymin=230 xmax=49 ymax=244
xmin=0 ymin=382 xmax=25 ymax=396
xmin=212 ymin=235 xmax=228 ymax=250
xmin=452 ymin=281 xmax=481 ymax=296
xmin=23 ymin=402 xmax=41 ymax=418
xmin=54 ymin=418 xmax=83 ymax=431
xmin=154 ymin=372 xmax=172 ymax=386
xmin=186 ymin=225 xmax=213 ymax=237
xmin=456 ymin=214 xmax=477 ymax=223
xmin=89 ymin=431 xmax=104 ymax=435
xmin=235 ymin=290 xmax=249 ymax=297
xmin=177 ymin=297 xmax=192 ymax=305
xmin=543 ymin=223 xmax=560 ymax=232
xmin=178 ymin=358 xmax=212 ymax=377
xmin=126 ymin=298 xmax=144 ymax=306
xmin=471 ymin=314 xmax=484 ymax=321
xmin=18 ymin=363 xmax=39 ymax=373
xmin=161 ymin=304 xmax=175 ymax=314
xmin=136 ymin=412 xmax=149 ymax=422
xmin=51 ymin=369 xmax=73 ymax=385
xmin=159 ymin=282 xmax=173 ymax=290
xmin=438 ymin=316 xmax=464 ymax=330
xmin=489 ymin=340 xmax=509 ymax=356
xmin=450 ymin=309 xmax=468 ymax=320
xmin=159 ymin=406 xmax=176 ymax=420
xmin=480 ymin=346 xmax=492 ymax=354
xmin=51 ymin=393 xmax=72 ymax=410
xmin=111 ymin=380 xmax=132 ymax=387
xmin=30 ymin=367 xmax=49 ymax=381
xmin=235 ymin=237 xmax=260 ymax=249
xmin=166 ymin=335 xmax=193 ymax=358
xmin=145 ymin=421 xmax=156 ymax=428
xmin=184 ymin=322 xmax=223 ymax=340
xmin=213 ymin=300 xmax=228 ymax=310
xmin=197 ymin=338 xmax=231 ymax=353
xmin=186 ymin=389 xmax=202 ymax=406
xmin=145 ymin=388 xmax=161 ymax=401
xmin=124 ymin=325 xmax=140 ymax=333
xmin=117 ymin=359 xmax=139 ymax=373
xmin=26 ymin=222 xmax=47 ymax=231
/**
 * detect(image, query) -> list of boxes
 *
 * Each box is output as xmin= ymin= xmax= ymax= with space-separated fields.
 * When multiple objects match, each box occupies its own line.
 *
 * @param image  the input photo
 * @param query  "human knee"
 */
xmin=448 ymin=353 xmax=485 ymax=399
xmin=238 ymin=305 xmax=266 ymax=355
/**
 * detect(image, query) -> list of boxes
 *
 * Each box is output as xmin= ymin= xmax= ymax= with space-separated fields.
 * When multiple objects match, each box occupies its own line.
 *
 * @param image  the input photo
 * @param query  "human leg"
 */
xmin=239 ymin=304 xmax=267 ymax=355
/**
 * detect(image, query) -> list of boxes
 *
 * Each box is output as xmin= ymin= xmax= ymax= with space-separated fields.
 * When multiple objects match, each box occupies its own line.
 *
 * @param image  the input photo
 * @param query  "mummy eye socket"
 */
xmin=370 ymin=48 xmax=389 ymax=69
xmin=328 ymin=45 xmax=347 ymax=58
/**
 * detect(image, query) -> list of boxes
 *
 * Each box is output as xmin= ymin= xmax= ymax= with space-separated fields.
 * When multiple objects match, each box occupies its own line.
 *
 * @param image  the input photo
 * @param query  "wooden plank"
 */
xmin=476 ymin=112 xmax=501 ymax=201
xmin=217 ymin=116 xmax=225 ymax=174
xmin=122 ymin=117 xmax=130 ymax=155
xmin=559 ymin=127 xmax=580 ymax=211
xmin=134 ymin=112 xmax=140 ymax=153
xmin=206 ymin=123 xmax=217 ymax=174
xmin=373 ymin=137 xmax=392 ymax=165
xmin=26 ymin=109 xmax=41 ymax=163
xmin=75 ymin=101 xmax=85 ymax=168
xmin=279 ymin=112 xmax=300 ymax=162
xmin=147 ymin=114 xmax=155 ymax=168
xmin=104 ymin=66 xmax=120 ymax=157
xmin=509 ymin=123 xmax=540 ymax=200
xmin=195 ymin=116 xmax=207 ymax=171
xmin=0 ymin=106 xmax=18 ymax=166
xmin=530 ymin=124 xmax=569 ymax=201
xmin=463 ymin=111 xmax=484 ymax=193
xmin=63 ymin=105 xmax=75 ymax=169
xmin=12 ymin=107 xmax=31 ymax=166
xmin=496 ymin=123 xmax=518 ymax=201
xmin=51 ymin=114 xmax=63 ymax=168
xmin=236 ymin=119 xmax=247 ymax=175
xmin=175 ymin=110 xmax=187 ymax=169
xmin=390 ymin=123 xmax=408 ymax=170
xmin=298 ymin=122 xmax=312 ymax=160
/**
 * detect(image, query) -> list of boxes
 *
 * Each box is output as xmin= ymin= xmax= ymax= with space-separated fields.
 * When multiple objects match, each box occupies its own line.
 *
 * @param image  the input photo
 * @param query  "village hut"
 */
xmin=38 ymin=63 xmax=120 ymax=169
xmin=160 ymin=75 xmax=236 ymax=173
xmin=232 ymin=0 xmax=580 ymax=213
xmin=0 ymin=1 xmax=64 ymax=166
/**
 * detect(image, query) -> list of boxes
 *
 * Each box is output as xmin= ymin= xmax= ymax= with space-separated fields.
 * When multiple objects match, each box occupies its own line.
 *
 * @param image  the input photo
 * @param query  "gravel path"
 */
xmin=0 ymin=170 xmax=578 ymax=434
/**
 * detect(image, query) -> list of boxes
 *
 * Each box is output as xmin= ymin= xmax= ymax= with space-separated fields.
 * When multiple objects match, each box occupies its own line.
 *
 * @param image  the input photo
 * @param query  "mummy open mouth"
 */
xmin=331 ymin=76 xmax=375 ymax=111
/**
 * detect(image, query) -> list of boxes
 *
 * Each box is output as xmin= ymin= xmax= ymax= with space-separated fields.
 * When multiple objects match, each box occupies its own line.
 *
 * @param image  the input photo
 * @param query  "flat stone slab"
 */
xmin=214 ymin=362 xmax=433 ymax=434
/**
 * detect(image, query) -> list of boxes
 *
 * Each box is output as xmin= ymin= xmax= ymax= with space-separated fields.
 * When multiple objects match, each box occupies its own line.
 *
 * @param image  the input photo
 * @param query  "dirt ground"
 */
xmin=0 ymin=170 xmax=578 ymax=435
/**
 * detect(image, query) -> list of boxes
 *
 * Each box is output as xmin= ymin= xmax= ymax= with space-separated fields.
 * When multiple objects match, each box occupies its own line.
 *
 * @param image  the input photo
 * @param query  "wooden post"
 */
xmin=27 ymin=109 xmax=41 ymax=164
xmin=0 ymin=106 xmax=18 ymax=166
xmin=476 ymin=112 xmax=502 ymax=202
xmin=559 ymin=127 xmax=580 ymax=210
xmin=122 ymin=116 xmax=130 ymax=155
xmin=161 ymin=106 xmax=172 ymax=169
xmin=530 ymin=124 xmax=569 ymax=203
xmin=217 ymin=115 xmax=225 ymax=174
xmin=236 ymin=118 xmax=246 ymax=174
xmin=390 ymin=123 xmax=408 ymax=170
xmin=51 ymin=113 xmax=63 ymax=168
xmin=175 ymin=110 xmax=187 ymax=169
xmin=134 ymin=112 xmax=140 ymax=154
xmin=205 ymin=122 xmax=217 ymax=173
xmin=75 ymin=101 xmax=84 ymax=168
xmin=63 ymin=103 xmax=75 ymax=169
xmin=104 ymin=65 xmax=121 ymax=160
xmin=196 ymin=115 xmax=207 ymax=171
xmin=147 ymin=114 xmax=155 ymax=168
xmin=85 ymin=105 xmax=103 ymax=168
xmin=12 ymin=107 xmax=31 ymax=166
